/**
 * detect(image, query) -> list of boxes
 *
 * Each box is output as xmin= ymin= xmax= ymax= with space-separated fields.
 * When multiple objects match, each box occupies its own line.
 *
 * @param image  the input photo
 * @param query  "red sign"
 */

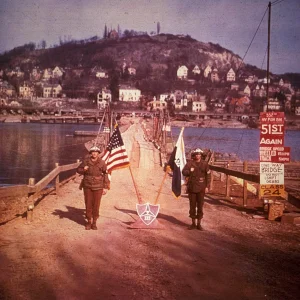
xmin=260 ymin=112 xmax=285 ymax=146
xmin=259 ymin=147 xmax=290 ymax=163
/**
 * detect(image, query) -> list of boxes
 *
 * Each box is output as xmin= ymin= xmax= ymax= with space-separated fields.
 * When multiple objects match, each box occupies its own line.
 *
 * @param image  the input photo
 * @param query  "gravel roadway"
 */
xmin=0 ymin=120 xmax=299 ymax=300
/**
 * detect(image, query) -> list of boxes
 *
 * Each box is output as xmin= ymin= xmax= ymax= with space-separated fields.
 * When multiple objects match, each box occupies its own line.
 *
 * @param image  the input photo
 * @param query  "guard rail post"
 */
xmin=209 ymin=153 xmax=214 ymax=191
xmin=27 ymin=178 xmax=35 ymax=222
xmin=226 ymin=161 xmax=231 ymax=198
xmin=243 ymin=161 xmax=248 ymax=206
xmin=55 ymin=163 xmax=60 ymax=195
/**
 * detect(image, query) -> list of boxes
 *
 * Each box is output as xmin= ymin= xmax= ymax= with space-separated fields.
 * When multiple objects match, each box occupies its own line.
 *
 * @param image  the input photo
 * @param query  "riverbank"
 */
xmin=0 ymin=120 xmax=300 ymax=299
xmin=2 ymin=114 xmax=300 ymax=130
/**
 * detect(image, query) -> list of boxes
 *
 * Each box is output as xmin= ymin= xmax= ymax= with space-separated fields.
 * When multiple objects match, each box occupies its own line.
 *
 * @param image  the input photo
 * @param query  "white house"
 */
xmin=119 ymin=86 xmax=141 ymax=102
xmin=43 ymin=84 xmax=62 ymax=98
xmin=177 ymin=65 xmax=188 ymax=79
xmin=128 ymin=67 xmax=136 ymax=76
xmin=243 ymin=85 xmax=251 ymax=97
xmin=97 ymin=88 xmax=111 ymax=109
xmin=227 ymin=68 xmax=236 ymax=82
xmin=96 ymin=70 xmax=108 ymax=79
xmin=148 ymin=100 xmax=167 ymax=111
xmin=263 ymin=98 xmax=283 ymax=112
xmin=203 ymin=65 xmax=212 ymax=78
xmin=159 ymin=93 xmax=169 ymax=102
xmin=192 ymin=101 xmax=207 ymax=112
xmin=19 ymin=82 xmax=33 ymax=98
xmin=43 ymin=68 xmax=53 ymax=80
xmin=52 ymin=66 xmax=64 ymax=78
xmin=192 ymin=65 xmax=201 ymax=75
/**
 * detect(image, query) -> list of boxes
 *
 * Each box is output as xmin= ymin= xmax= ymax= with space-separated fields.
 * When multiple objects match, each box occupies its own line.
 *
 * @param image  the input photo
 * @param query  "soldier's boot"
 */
xmin=91 ymin=219 xmax=98 ymax=230
xmin=188 ymin=219 xmax=196 ymax=230
xmin=197 ymin=219 xmax=203 ymax=231
xmin=85 ymin=219 xmax=92 ymax=230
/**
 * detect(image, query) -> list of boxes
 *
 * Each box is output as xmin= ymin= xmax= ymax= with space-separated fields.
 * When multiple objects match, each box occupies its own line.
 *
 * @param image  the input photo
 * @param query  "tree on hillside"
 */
xmin=103 ymin=24 xmax=108 ymax=39
xmin=157 ymin=22 xmax=161 ymax=34
xmin=109 ymin=71 xmax=120 ymax=101
xmin=41 ymin=40 xmax=47 ymax=49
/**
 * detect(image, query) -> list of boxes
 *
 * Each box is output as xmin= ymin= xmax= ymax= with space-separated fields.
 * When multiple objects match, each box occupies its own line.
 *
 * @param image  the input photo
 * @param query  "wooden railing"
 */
xmin=208 ymin=157 xmax=300 ymax=207
xmin=0 ymin=161 xmax=81 ymax=201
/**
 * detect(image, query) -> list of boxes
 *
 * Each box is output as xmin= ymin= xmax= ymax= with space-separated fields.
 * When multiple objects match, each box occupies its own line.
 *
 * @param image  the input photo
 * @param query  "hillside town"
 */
xmin=1 ymin=54 xmax=300 ymax=117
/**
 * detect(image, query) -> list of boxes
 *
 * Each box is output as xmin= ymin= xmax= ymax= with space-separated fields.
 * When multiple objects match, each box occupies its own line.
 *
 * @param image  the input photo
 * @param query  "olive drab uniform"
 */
xmin=182 ymin=159 xmax=211 ymax=221
xmin=77 ymin=157 xmax=109 ymax=225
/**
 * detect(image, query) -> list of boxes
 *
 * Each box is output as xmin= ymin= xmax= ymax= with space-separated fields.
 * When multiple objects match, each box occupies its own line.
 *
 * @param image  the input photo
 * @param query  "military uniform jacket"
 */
xmin=182 ymin=160 xmax=211 ymax=193
xmin=77 ymin=157 xmax=109 ymax=190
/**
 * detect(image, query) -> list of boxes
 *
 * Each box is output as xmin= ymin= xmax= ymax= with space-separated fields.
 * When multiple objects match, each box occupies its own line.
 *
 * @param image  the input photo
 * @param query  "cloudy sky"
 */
xmin=0 ymin=0 xmax=299 ymax=74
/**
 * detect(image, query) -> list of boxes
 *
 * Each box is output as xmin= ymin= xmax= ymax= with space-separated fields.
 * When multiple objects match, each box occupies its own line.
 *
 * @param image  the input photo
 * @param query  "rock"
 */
xmin=281 ymin=213 xmax=300 ymax=225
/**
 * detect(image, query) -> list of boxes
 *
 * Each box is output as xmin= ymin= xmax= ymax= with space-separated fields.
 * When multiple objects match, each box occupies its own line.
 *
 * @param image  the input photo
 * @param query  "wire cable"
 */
xmin=260 ymin=46 xmax=268 ymax=69
xmin=236 ymin=6 xmax=268 ymax=72
xmin=271 ymin=0 xmax=285 ymax=6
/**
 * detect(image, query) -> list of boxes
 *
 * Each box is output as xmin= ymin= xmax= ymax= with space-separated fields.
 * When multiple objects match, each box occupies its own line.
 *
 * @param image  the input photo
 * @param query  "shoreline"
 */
xmin=2 ymin=115 xmax=300 ymax=130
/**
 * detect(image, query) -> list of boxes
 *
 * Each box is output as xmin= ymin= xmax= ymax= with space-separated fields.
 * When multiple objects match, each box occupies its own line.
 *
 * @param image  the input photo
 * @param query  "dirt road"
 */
xmin=0 ymin=121 xmax=299 ymax=300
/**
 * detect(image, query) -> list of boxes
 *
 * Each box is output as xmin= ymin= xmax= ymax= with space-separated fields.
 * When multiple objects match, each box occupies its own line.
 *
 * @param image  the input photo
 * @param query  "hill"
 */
xmin=0 ymin=33 xmax=299 ymax=98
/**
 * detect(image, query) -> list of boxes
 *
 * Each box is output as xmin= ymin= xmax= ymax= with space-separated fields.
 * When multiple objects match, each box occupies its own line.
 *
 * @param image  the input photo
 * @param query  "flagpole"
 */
xmin=129 ymin=166 xmax=142 ymax=204
xmin=154 ymin=166 xmax=170 ymax=205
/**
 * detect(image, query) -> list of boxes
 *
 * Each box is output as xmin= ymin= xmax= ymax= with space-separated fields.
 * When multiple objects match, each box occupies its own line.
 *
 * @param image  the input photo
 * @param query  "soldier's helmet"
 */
xmin=191 ymin=148 xmax=204 ymax=157
xmin=89 ymin=145 xmax=101 ymax=153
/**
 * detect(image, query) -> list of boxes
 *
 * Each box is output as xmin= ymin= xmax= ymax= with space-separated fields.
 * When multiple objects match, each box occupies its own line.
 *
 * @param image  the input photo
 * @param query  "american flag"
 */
xmin=102 ymin=125 xmax=130 ymax=173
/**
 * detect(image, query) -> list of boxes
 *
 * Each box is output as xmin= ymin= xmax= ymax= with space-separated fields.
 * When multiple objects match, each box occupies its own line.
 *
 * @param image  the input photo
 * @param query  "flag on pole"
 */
xmin=102 ymin=125 xmax=130 ymax=173
xmin=167 ymin=127 xmax=186 ymax=198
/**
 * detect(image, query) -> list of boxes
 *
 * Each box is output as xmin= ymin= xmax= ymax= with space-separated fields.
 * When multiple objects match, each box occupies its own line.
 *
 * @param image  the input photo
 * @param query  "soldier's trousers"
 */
xmin=188 ymin=190 xmax=205 ymax=219
xmin=83 ymin=188 xmax=103 ymax=220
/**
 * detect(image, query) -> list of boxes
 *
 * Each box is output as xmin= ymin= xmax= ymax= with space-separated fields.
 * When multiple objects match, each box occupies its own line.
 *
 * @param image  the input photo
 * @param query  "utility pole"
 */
xmin=266 ymin=1 xmax=271 ymax=111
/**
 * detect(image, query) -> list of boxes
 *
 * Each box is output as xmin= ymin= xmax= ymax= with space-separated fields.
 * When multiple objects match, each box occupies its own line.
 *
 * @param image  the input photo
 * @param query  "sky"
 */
xmin=0 ymin=0 xmax=299 ymax=74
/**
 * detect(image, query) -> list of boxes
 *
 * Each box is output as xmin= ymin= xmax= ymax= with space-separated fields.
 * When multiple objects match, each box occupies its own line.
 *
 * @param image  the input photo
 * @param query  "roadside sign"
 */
xmin=259 ymin=147 xmax=291 ymax=163
xmin=260 ymin=112 xmax=284 ymax=146
xmin=260 ymin=184 xmax=285 ymax=197
xmin=260 ymin=162 xmax=284 ymax=185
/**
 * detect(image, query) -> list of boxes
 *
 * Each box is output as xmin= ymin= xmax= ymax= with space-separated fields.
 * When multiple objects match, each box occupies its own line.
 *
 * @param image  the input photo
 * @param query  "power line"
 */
xmin=236 ymin=5 xmax=269 ymax=72
xmin=271 ymin=0 xmax=285 ymax=6
xmin=260 ymin=46 xmax=268 ymax=69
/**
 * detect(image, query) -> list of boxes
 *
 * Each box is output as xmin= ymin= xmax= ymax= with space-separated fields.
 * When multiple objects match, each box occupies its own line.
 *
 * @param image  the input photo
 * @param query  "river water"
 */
xmin=0 ymin=123 xmax=300 ymax=186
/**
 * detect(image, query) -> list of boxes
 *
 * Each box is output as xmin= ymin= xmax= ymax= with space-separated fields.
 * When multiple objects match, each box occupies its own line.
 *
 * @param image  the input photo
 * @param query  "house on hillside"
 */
xmin=263 ymin=98 xmax=283 ymax=112
xmin=97 ymin=88 xmax=111 ymax=109
xmin=203 ymin=65 xmax=212 ymax=78
xmin=108 ymin=29 xmax=119 ymax=39
xmin=0 ymin=81 xmax=15 ymax=97
xmin=231 ymin=83 xmax=239 ymax=91
xmin=148 ymin=99 xmax=167 ymax=111
xmin=211 ymin=68 xmax=220 ymax=83
xmin=253 ymin=84 xmax=266 ymax=97
xmin=19 ymin=82 xmax=33 ymax=98
xmin=159 ymin=93 xmax=169 ymax=102
xmin=52 ymin=66 xmax=64 ymax=78
xmin=119 ymin=86 xmax=141 ymax=102
xmin=192 ymin=100 xmax=207 ymax=112
xmin=43 ymin=68 xmax=53 ymax=80
xmin=7 ymin=67 xmax=24 ymax=78
xmin=30 ymin=67 xmax=42 ymax=81
xmin=192 ymin=65 xmax=201 ymax=75
xmin=228 ymin=96 xmax=251 ymax=113
xmin=128 ymin=67 xmax=136 ymax=76
xmin=227 ymin=68 xmax=236 ymax=82
xmin=43 ymin=84 xmax=62 ymax=98
xmin=242 ymin=85 xmax=251 ymax=97
xmin=177 ymin=65 xmax=188 ymax=79
xmin=96 ymin=69 xmax=108 ymax=79
xmin=245 ymin=75 xmax=257 ymax=84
